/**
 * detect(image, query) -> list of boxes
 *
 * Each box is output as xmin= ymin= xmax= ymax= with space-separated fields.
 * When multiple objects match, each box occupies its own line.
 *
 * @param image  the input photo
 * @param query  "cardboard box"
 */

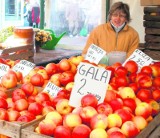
xmin=141 ymin=0 xmax=160 ymax=6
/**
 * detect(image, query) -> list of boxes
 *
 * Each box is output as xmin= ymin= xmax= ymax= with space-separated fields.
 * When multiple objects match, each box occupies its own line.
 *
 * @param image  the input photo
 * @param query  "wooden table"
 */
xmin=33 ymin=48 xmax=82 ymax=66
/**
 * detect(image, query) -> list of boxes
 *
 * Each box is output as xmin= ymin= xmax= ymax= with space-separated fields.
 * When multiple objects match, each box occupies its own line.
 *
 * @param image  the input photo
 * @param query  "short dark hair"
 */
xmin=108 ymin=2 xmax=131 ymax=22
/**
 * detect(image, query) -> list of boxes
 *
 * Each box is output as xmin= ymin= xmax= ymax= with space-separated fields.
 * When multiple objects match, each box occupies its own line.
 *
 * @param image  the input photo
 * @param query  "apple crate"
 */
xmin=136 ymin=113 xmax=160 ymax=138
xmin=21 ymin=117 xmax=52 ymax=138
xmin=0 ymin=44 xmax=34 ymax=62
xmin=0 ymin=86 xmax=44 ymax=138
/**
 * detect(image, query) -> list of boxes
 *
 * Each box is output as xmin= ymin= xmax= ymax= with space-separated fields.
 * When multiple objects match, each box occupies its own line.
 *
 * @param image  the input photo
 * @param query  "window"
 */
xmin=48 ymin=0 xmax=107 ymax=50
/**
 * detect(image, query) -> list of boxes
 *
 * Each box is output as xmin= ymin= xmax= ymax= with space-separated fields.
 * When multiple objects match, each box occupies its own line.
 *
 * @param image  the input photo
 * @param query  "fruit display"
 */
xmin=0 ymin=56 xmax=160 ymax=138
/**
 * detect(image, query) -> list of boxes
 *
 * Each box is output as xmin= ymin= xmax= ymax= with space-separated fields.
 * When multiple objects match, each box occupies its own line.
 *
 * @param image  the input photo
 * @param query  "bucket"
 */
xmin=108 ymin=51 xmax=126 ymax=66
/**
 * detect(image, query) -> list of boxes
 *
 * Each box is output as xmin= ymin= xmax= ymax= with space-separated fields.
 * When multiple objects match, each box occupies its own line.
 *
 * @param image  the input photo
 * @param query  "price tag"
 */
xmin=43 ymin=81 xmax=62 ymax=97
xmin=85 ymin=44 xmax=106 ymax=64
xmin=12 ymin=60 xmax=36 ymax=77
xmin=69 ymin=62 xmax=111 ymax=107
xmin=123 ymin=49 xmax=154 ymax=71
xmin=0 ymin=63 xmax=10 ymax=82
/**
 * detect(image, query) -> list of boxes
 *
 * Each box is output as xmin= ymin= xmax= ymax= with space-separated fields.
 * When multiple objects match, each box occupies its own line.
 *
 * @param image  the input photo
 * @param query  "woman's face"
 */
xmin=110 ymin=10 xmax=127 ymax=27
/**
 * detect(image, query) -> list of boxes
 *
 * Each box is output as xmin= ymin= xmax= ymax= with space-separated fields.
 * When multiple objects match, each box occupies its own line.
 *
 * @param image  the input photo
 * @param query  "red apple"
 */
xmin=35 ymin=92 xmax=51 ymax=103
xmin=135 ymin=102 xmax=152 ymax=119
xmin=0 ymin=108 xmax=8 ymax=121
xmin=45 ymin=111 xmax=62 ymax=126
xmin=45 ymin=63 xmax=58 ymax=76
xmin=147 ymin=99 xmax=160 ymax=116
xmin=54 ymin=125 xmax=72 ymax=138
xmin=20 ymin=110 xmax=36 ymax=121
xmin=0 ymin=97 xmax=8 ymax=109
xmin=152 ymin=89 xmax=160 ymax=102
xmin=150 ymin=64 xmax=160 ymax=77
xmin=90 ymin=113 xmax=108 ymax=130
xmin=140 ymin=65 xmax=152 ymax=76
xmin=96 ymin=102 xmax=113 ymax=116
xmin=50 ymin=73 xmax=61 ymax=87
xmin=30 ymin=73 xmax=44 ymax=87
xmin=28 ymin=102 xmax=43 ymax=116
xmin=37 ymin=68 xmax=49 ymax=80
xmin=152 ymin=77 xmax=160 ymax=88
xmin=81 ymin=94 xmax=98 ymax=108
xmin=59 ymin=71 xmax=74 ymax=86
xmin=56 ymin=99 xmax=73 ymax=115
xmin=108 ymin=131 xmax=126 ymax=138
xmin=79 ymin=106 xmax=97 ymax=125
xmin=17 ymin=115 xmax=32 ymax=122
xmin=72 ymin=124 xmax=91 ymax=138
xmin=58 ymin=58 xmax=71 ymax=72
xmin=104 ymin=90 xmax=117 ymax=103
xmin=136 ymin=89 xmax=152 ymax=102
xmin=57 ymin=89 xmax=71 ymax=99
xmin=42 ymin=106 xmax=55 ymax=115
xmin=115 ymin=108 xmax=133 ymax=123
xmin=121 ymin=121 xmax=140 ymax=138
xmin=114 ymin=66 xmax=128 ymax=77
xmin=38 ymin=119 xmax=57 ymax=136
xmin=123 ymin=98 xmax=137 ymax=113
xmin=12 ymin=88 xmax=26 ymax=102
xmin=132 ymin=116 xmax=148 ymax=131
xmin=6 ymin=98 xmax=15 ymax=109
xmin=124 ymin=60 xmax=138 ymax=74
xmin=8 ymin=109 xmax=21 ymax=121
xmin=21 ymin=82 xmax=35 ymax=96
xmin=1 ymin=72 xmax=17 ymax=89
xmin=63 ymin=113 xmax=82 ymax=130
xmin=109 ymin=98 xmax=123 ymax=112
xmin=114 ymin=76 xmax=129 ymax=88
xmin=138 ymin=75 xmax=152 ymax=88
xmin=14 ymin=98 xmax=29 ymax=111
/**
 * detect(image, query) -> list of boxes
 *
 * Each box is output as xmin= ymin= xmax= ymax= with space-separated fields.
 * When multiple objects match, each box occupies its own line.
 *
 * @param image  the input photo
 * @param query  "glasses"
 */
xmin=112 ymin=13 xmax=126 ymax=18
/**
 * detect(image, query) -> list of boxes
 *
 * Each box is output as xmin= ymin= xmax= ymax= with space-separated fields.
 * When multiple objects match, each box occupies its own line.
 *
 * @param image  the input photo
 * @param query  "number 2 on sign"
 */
xmin=77 ymin=78 xmax=86 ymax=95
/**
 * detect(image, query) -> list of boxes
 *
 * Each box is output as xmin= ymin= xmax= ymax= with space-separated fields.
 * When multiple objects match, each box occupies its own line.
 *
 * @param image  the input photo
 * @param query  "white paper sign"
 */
xmin=0 ymin=63 xmax=10 ymax=82
xmin=69 ymin=62 xmax=111 ymax=107
xmin=123 ymin=49 xmax=154 ymax=71
xmin=43 ymin=81 xmax=62 ymax=97
xmin=85 ymin=44 xmax=106 ymax=64
xmin=12 ymin=60 xmax=36 ymax=77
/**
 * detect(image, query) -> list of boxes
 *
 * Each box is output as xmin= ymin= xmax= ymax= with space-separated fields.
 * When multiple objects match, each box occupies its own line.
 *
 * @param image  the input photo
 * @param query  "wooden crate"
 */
xmin=141 ymin=0 xmax=160 ymax=6
xmin=0 ymin=45 xmax=34 ymax=62
xmin=136 ymin=113 xmax=160 ymax=138
xmin=143 ymin=49 xmax=160 ymax=60
xmin=0 ymin=86 xmax=44 ymax=138
xmin=21 ymin=117 xmax=52 ymax=138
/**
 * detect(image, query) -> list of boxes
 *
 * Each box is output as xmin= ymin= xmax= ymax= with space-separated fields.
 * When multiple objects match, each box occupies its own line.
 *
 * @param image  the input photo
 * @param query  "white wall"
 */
xmin=111 ymin=0 xmax=145 ymax=43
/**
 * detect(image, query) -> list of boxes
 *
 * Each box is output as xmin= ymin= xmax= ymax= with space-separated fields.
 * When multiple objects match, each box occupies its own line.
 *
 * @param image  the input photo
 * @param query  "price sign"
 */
xmin=69 ymin=62 xmax=111 ymax=107
xmin=43 ymin=81 xmax=62 ymax=97
xmin=123 ymin=49 xmax=154 ymax=71
xmin=85 ymin=44 xmax=106 ymax=64
xmin=12 ymin=60 xmax=36 ymax=77
xmin=0 ymin=63 xmax=10 ymax=82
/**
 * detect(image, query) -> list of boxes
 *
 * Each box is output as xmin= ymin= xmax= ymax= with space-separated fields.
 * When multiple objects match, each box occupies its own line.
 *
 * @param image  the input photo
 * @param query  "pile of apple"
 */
xmin=0 ymin=56 xmax=160 ymax=138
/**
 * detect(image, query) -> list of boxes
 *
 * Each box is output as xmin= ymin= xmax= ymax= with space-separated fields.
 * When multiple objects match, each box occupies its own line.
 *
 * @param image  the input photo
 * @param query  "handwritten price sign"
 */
xmin=0 ymin=63 xmax=10 ymax=82
xmin=85 ymin=44 xmax=106 ymax=64
xmin=43 ymin=81 xmax=62 ymax=97
xmin=12 ymin=60 xmax=36 ymax=77
xmin=123 ymin=49 xmax=154 ymax=71
xmin=69 ymin=62 xmax=111 ymax=107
